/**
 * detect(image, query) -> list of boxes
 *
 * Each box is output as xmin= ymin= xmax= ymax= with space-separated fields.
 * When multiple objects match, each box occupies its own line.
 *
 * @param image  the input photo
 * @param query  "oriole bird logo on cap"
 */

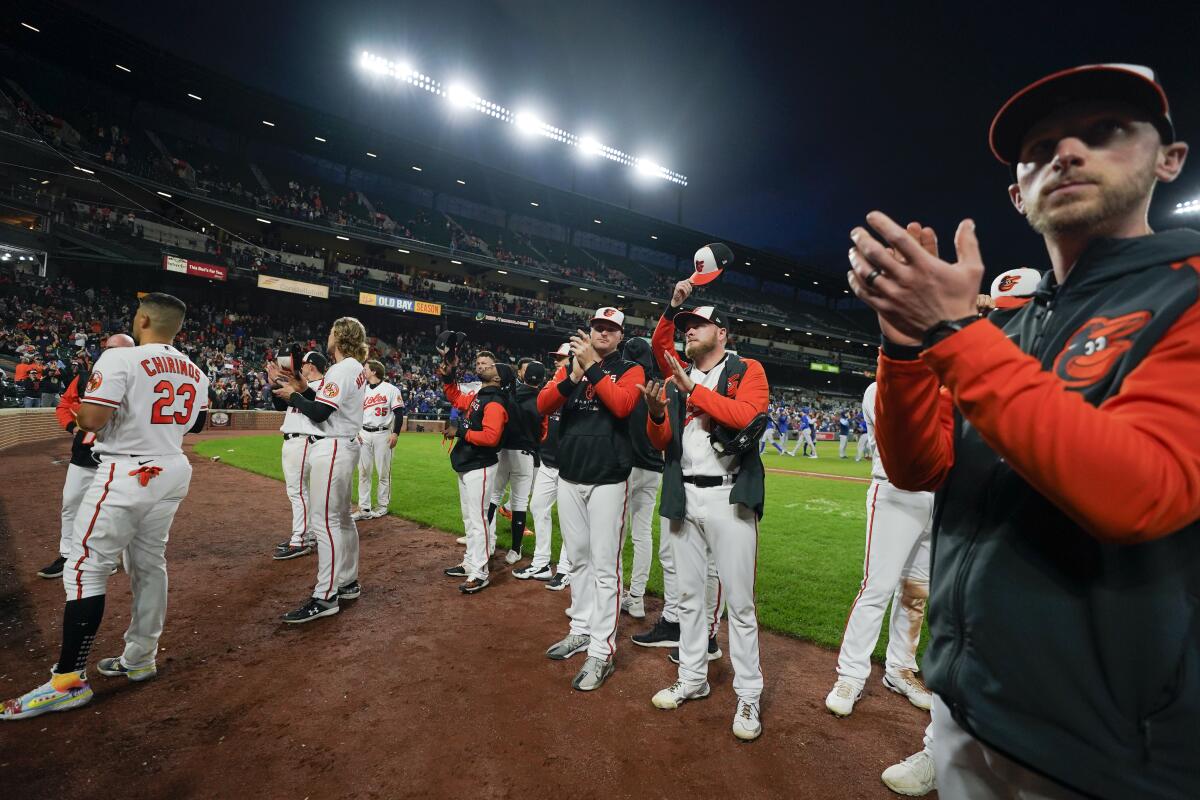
xmin=998 ymin=275 xmax=1022 ymax=292
xmin=1053 ymin=311 xmax=1152 ymax=389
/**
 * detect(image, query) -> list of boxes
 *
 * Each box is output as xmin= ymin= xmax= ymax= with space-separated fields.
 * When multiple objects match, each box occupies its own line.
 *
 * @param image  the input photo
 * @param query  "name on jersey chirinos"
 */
xmin=140 ymin=355 xmax=203 ymax=382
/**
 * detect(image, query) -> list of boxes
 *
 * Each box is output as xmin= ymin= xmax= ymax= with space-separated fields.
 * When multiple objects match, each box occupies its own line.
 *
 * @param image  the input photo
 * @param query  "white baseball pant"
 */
xmin=623 ymin=467 xmax=662 ymax=598
xmin=281 ymin=435 xmax=315 ymax=547
xmin=666 ymin=483 xmax=761 ymax=700
xmin=658 ymin=514 xmax=721 ymax=626
xmin=488 ymin=449 xmax=535 ymax=540
xmin=63 ymin=454 xmax=192 ymax=669
xmin=558 ymin=478 xmax=630 ymax=661
xmin=838 ymin=434 xmax=849 ymax=458
xmin=836 ymin=479 xmax=932 ymax=684
xmin=357 ymin=429 xmax=394 ymax=513
xmin=529 ymin=463 xmax=572 ymax=573
xmin=307 ymin=437 xmax=360 ymax=601
xmin=59 ymin=463 xmax=96 ymax=558
xmin=789 ymin=429 xmax=816 ymax=456
xmin=931 ymin=696 xmax=1088 ymax=799
xmin=457 ymin=464 xmax=495 ymax=581
xmin=855 ymin=431 xmax=873 ymax=461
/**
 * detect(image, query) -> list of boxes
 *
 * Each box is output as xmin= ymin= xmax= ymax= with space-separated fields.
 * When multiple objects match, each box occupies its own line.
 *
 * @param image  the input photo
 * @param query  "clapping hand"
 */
xmin=570 ymin=329 xmax=599 ymax=371
xmin=637 ymin=379 xmax=669 ymax=422
xmin=663 ymin=351 xmax=695 ymax=394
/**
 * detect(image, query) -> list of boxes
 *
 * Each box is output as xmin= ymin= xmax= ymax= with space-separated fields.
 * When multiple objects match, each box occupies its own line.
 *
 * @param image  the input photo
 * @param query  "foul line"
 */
xmin=766 ymin=467 xmax=871 ymax=484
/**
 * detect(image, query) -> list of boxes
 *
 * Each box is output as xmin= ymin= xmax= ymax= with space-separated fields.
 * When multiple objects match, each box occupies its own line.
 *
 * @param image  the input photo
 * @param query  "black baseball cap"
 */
xmin=673 ymin=305 xmax=726 ymax=330
xmin=302 ymin=351 xmax=328 ymax=373
xmin=989 ymin=63 xmax=1174 ymax=166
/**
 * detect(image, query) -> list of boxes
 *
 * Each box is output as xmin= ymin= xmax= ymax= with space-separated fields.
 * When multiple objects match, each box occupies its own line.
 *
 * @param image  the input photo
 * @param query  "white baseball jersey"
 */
xmin=680 ymin=357 xmax=739 ymax=477
xmin=361 ymin=380 xmax=403 ymax=430
xmin=313 ymin=357 xmax=367 ymax=438
xmin=281 ymin=379 xmax=326 ymax=436
xmin=862 ymin=382 xmax=887 ymax=483
xmin=81 ymin=343 xmax=209 ymax=457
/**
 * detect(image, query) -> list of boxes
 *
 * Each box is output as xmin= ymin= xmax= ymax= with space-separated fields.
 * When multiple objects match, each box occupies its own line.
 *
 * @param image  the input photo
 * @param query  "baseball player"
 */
xmin=853 ymin=412 xmax=871 ymax=462
xmin=757 ymin=409 xmax=785 ymax=456
xmin=439 ymin=350 xmax=509 ymax=593
xmin=353 ymin=359 xmax=404 ymax=522
xmin=539 ymin=307 xmax=644 ymax=692
xmin=837 ymin=412 xmax=851 ymax=458
xmin=787 ymin=408 xmax=818 ymax=458
xmin=484 ymin=360 xmax=539 ymax=566
xmin=873 ymin=268 xmax=1043 ymax=798
xmin=618 ymin=337 xmax=664 ymax=619
xmin=514 ymin=345 xmax=573 ymax=585
xmin=273 ymin=317 xmax=368 ymax=623
xmin=3 ymin=293 xmax=208 ymax=720
xmin=37 ymin=333 xmax=135 ymax=580
xmin=268 ymin=351 xmax=327 ymax=561
xmin=641 ymin=280 xmax=769 ymax=741
xmin=826 ymin=381 xmax=932 ymax=719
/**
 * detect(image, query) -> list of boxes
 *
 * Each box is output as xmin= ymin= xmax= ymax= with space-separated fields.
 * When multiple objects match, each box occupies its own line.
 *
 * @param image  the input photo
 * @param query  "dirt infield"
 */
xmin=0 ymin=435 xmax=933 ymax=799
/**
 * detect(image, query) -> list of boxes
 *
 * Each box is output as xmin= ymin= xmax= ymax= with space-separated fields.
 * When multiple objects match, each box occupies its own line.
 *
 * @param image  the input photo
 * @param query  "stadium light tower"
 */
xmin=356 ymin=49 xmax=688 ymax=187
xmin=1175 ymin=199 xmax=1200 ymax=215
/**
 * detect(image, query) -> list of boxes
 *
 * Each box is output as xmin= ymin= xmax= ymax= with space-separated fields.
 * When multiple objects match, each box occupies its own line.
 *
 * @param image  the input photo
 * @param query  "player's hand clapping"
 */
xmin=570 ymin=329 xmax=599 ymax=371
xmin=846 ymin=212 xmax=984 ymax=343
xmin=663 ymin=351 xmax=696 ymax=394
xmin=638 ymin=379 xmax=669 ymax=422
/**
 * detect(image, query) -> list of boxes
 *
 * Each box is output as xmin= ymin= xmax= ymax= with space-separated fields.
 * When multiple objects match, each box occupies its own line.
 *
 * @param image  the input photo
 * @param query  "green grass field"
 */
xmin=195 ymin=434 xmax=922 ymax=662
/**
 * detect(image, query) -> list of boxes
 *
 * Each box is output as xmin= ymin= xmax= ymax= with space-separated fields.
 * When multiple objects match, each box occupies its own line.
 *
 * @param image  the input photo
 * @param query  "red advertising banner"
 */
xmin=163 ymin=254 xmax=228 ymax=281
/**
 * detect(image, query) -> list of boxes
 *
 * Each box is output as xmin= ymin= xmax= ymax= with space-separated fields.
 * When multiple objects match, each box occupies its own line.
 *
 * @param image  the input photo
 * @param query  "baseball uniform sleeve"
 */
xmin=686 ymin=358 xmax=769 ymax=429
xmin=537 ymin=366 xmax=571 ymax=415
xmin=315 ymin=361 xmax=349 ymax=409
xmin=584 ymin=362 xmax=643 ymax=419
xmin=56 ymin=374 xmax=83 ymax=430
xmin=646 ymin=397 xmax=672 ymax=451
xmin=652 ymin=312 xmax=688 ymax=379
xmin=442 ymin=379 xmax=477 ymax=412
xmin=919 ymin=307 xmax=1200 ymax=544
xmin=80 ymin=349 xmax=130 ymax=408
xmin=464 ymin=401 xmax=507 ymax=447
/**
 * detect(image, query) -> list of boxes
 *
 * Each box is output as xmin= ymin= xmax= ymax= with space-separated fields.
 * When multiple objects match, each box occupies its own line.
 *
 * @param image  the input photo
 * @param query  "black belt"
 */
xmin=683 ymin=474 xmax=737 ymax=488
xmin=362 ymin=425 xmax=388 ymax=432
xmin=284 ymin=433 xmax=324 ymax=442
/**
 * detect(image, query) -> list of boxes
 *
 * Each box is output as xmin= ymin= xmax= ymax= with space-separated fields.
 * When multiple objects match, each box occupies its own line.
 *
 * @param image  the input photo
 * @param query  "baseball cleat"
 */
xmin=513 ymin=563 xmax=552 ymax=581
xmin=545 ymin=572 xmax=571 ymax=591
xmin=883 ymin=669 xmax=933 ymax=712
xmin=1 ymin=669 xmax=93 ymax=720
xmin=455 ymin=535 xmax=467 ymax=545
xmin=459 ymin=577 xmax=489 ymax=594
xmin=571 ymin=656 xmax=615 ymax=692
xmin=96 ymin=657 xmax=157 ymax=682
xmin=351 ymin=509 xmax=372 ymax=522
xmin=368 ymin=509 xmax=388 ymax=519
xmin=621 ymin=594 xmax=646 ymax=619
xmin=504 ymin=549 xmax=522 ymax=565
xmin=37 ymin=556 xmax=67 ymax=579
xmin=545 ymin=634 xmax=590 ymax=661
xmin=881 ymin=748 xmax=937 ymax=796
xmin=732 ymin=699 xmax=762 ymax=741
xmin=273 ymin=544 xmax=312 ymax=561
xmin=825 ymin=679 xmax=864 ymax=717
xmin=443 ymin=564 xmax=468 ymax=578
xmin=338 ymin=581 xmax=362 ymax=600
xmin=668 ymin=636 xmax=722 ymax=664
xmin=652 ymin=680 xmax=711 ymax=710
xmin=282 ymin=596 xmax=340 ymax=624
xmin=631 ymin=616 xmax=680 ymax=648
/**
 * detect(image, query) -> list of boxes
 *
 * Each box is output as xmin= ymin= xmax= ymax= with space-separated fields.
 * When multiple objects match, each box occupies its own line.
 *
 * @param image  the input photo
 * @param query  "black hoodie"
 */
xmin=622 ymin=337 xmax=664 ymax=473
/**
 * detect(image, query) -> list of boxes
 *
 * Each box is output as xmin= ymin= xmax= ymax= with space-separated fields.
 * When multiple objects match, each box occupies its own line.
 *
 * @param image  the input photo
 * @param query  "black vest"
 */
xmin=925 ymin=230 xmax=1200 ymax=799
xmin=449 ymin=385 xmax=506 ymax=474
xmin=555 ymin=352 xmax=638 ymax=485
xmin=659 ymin=354 xmax=764 ymax=520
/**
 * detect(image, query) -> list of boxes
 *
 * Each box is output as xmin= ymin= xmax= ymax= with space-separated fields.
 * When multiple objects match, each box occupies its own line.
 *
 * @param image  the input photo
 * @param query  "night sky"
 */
xmin=73 ymin=0 xmax=1200 ymax=279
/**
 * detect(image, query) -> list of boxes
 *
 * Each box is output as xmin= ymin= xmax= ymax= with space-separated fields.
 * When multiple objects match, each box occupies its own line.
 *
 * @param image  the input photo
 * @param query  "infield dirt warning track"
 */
xmin=0 ymin=434 xmax=931 ymax=799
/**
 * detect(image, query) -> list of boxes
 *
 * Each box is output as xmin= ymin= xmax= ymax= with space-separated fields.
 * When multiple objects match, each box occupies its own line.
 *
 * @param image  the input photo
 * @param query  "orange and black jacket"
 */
xmin=876 ymin=230 xmax=1200 ymax=800
xmin=537 ymin=351 xmax=644 ymax=485
xmin=56 ymin=372 xmax=100 ymax=469
xmin=442 ymin=378 xmax=508 ymax=475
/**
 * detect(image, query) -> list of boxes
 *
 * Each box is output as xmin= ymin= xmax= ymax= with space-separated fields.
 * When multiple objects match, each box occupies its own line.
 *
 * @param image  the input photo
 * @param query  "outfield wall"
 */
xmin=0 ymin=408 xmax=445 ymax=452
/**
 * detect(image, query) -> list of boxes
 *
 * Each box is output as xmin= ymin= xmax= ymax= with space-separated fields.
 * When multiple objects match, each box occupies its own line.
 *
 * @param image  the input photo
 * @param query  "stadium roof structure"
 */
xmin=2 ymin=0 xmax=848 ymax=300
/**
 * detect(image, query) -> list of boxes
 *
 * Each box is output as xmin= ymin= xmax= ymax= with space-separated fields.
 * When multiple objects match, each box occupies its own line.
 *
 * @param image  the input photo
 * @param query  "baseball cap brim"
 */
xmin=673 ymin=310 xmax=725 ymax=330
xmin=989 ymin=64 xmax=1173 ymax=165
xmin=589 ymin=316 xmax=624 ymax=330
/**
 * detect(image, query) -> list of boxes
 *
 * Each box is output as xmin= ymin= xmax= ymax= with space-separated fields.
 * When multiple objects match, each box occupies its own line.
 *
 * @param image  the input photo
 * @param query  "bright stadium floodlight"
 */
xmin=635 ymin=157 xmax=667 ymax=179
xmin=356 ymin=49 xmax=687 ymax=186
xmin=1175 ymin=198 xmax=1200 ymax=215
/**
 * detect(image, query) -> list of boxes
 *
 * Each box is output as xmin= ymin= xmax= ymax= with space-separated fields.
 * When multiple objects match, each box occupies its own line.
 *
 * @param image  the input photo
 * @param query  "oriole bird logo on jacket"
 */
xmin=1053 ymin=310 xmax=1152 ymax=388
